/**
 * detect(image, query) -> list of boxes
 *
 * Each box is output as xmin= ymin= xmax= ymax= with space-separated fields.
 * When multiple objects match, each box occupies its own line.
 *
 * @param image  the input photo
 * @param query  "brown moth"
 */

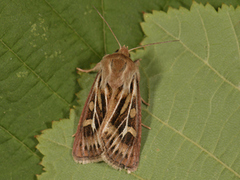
xmin=72 ymin=7 xmax=177 ymax=173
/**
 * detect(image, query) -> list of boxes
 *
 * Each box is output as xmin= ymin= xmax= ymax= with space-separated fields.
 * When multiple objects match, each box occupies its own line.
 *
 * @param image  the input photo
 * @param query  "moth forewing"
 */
xmin=72 ymin=72 xmax=104 ymax=164
xmin=99 ymin=58 xmax=142 ymax=173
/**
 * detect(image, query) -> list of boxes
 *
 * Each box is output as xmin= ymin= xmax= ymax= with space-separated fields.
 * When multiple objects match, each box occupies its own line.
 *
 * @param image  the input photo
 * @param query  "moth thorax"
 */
xmin=111 ymin=59 xmax=127 ymax=73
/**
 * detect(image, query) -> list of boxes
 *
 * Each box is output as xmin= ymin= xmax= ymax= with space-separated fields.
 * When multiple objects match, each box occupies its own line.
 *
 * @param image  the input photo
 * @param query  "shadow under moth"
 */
xmin=72 ymin=7 xmax=177 ymax=173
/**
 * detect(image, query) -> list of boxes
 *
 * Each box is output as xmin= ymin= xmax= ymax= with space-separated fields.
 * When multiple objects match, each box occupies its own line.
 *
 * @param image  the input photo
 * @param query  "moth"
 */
xmin=72 ymin=7 xmax=177 ymax=173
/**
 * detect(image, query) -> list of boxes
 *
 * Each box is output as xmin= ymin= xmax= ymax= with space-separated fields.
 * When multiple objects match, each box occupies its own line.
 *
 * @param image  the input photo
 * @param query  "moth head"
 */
xmin=117 ymin=45 xmax=130 ymax=57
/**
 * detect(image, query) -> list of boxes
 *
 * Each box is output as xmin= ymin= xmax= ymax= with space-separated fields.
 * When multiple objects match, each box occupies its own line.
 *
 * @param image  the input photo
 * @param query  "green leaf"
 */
xmin=36 ymin=3 xmax=240 ymax=180
xmin=1 ymin=1 xmax=240 ymax=180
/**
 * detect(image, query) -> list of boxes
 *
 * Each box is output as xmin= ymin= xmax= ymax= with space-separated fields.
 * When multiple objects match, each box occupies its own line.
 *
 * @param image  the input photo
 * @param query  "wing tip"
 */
xmin=101 ymin=152 xmax=139 ymax=173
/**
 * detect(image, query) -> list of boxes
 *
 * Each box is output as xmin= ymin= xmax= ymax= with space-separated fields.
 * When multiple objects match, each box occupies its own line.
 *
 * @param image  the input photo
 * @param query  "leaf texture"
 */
xmin=36 ymin=3 xmax=240 ymax=180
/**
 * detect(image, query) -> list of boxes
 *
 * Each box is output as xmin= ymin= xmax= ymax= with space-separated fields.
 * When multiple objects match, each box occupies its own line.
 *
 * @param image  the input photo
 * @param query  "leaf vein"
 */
xmin=0 ymin=125 xmax=41 ymax=159
xmin=198 ymin=80 xmax=225 ymax=144
xmin=144 ymin=109 xmax=240 ymax=178
xmin=44 ymin=0 xmax=101 ymax=59
xmin=196 ymin=8 xmax=210 ymax=62
xmin=227 ymin=11 xmax=240 ymax=59
xmin=0 ymin=39 xmax=70 ymax=106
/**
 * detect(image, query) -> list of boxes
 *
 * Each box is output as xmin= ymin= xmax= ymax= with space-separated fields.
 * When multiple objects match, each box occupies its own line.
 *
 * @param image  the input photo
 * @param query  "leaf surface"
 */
xmin=36 ymin=3 xmax=240 ymax=180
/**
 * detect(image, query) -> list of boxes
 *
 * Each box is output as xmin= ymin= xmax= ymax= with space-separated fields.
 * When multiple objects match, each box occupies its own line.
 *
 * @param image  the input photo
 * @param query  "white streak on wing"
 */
xmin=104 ymin=90 xmax=124 ymax=128
xmin=94 ymin=112 xmax=102 ymax=147
xmin=122 ymin=79 xmax=136 ymax=138
xmin=91 ymin=75 xmax=100 ymax=131
xmin=81 ymin=76 xmax=98 ymax=154
xmin=107 ymin=116 xmax=128 ymax=149
xmin=125 ymin=145 xmax=134 ymax=166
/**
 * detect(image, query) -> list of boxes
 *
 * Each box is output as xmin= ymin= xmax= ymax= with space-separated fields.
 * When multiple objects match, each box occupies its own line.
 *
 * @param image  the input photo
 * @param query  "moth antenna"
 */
xmin=128 ymin=40 xmax=179 ymax=52
xmin=93 ymin=6 xmax=122 ymax=49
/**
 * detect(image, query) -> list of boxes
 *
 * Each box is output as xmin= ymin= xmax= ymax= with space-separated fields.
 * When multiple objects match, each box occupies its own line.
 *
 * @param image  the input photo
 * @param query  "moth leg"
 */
xmin=134 ymin=58 xmax=142 ymax=65
xmin=77 ymin=63 xmax=100 ymax=73
xmin=141 ymin=123 xmax=151 ymax=130
xmin=141 ymin=98 xmax=150 ymax=106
